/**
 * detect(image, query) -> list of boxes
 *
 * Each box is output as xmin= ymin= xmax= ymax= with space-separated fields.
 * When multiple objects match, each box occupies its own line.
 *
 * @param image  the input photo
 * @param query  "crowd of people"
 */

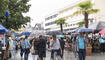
xmin=3 ymin=34 xmax=66 ymax=60
xmin=1 ymin=32 xmax=105 ymax=60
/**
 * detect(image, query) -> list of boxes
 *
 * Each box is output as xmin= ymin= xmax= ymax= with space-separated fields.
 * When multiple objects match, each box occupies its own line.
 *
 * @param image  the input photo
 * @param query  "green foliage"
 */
xmin=73 ymin=10 xmax=81 ymax=15
xmin=78 ymin=21 xmax=85 ymax=27
xmin=0 ymin=0 xmax=31 ymax=30
xmin=87 ymin=9 xmax=99 ymax=14
xmin=73 ymin=0 xmax=99 ymax=15
xmin=78 ymin=0 xmax=93 ymax=11
xmin=73 ymin=0 xmax=99 ymax=28
xmin=56 ymin=18 xmax=66 ymax=25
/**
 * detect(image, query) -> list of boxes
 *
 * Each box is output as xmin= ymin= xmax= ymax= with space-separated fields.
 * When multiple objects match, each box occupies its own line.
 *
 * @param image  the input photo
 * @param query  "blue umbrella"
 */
xmin=11 ymin=32 xmax=21 ymax=36
xmin=76 ymin=27 xmax=93 ymax=33
xmin=57 ymin=35 xmax=65 ymax=38
xmin=99 ymin=38 xmax=105 ymax=43
xmin=21 ymin=32 xmax=31 ymax=36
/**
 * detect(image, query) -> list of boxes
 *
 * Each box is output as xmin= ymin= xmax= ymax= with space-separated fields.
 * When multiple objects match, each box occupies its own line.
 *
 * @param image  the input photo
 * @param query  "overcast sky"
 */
xmin=26 ymin=0 xmax=82 ymax=26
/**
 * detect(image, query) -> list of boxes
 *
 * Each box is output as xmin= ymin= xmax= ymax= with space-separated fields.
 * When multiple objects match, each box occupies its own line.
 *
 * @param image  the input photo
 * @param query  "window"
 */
xmin=45 ymin=28 xmax=50 ymax=31
xmin=45 ymin=21 xmax=56 ymax=26
xmin=45 ymin=14 xmax=58 ymax=21
xmin=70 ymin=24 xmax=72 ymax=26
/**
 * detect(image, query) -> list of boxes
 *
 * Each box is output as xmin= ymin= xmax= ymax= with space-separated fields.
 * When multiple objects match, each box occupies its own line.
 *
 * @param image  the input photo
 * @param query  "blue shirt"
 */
xmin=78 ymin=36 xmax=85 ymax=49
xmin=24 ymin=39 xmax=31 ymax=49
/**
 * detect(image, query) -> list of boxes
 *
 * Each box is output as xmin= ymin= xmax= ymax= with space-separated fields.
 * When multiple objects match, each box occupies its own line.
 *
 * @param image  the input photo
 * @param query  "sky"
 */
xmin=26 ymin=0 xmax=81 ymax=27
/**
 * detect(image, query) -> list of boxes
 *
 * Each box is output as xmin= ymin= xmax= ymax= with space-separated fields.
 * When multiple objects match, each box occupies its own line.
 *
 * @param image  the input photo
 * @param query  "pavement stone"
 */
xmin=8 ymin=50 xmax=105 ymax=60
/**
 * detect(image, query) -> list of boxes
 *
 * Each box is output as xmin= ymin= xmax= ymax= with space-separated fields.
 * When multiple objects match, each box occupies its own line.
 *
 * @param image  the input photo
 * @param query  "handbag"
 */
xmin=27 ymin=48 xmax=30 ymax=54
xmin=30 ymin=46 xmax=35 ymax=54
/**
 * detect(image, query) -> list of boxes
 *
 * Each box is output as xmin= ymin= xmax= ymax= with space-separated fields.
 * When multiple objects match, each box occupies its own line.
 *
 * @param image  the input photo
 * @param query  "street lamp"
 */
xmin=5 ymin=10 xmax=10 ymax=28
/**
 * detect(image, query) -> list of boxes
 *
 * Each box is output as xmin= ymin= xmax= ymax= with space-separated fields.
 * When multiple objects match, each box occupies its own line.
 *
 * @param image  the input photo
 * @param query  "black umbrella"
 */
xmin=46 ymin=31 xmax=62 ymax=35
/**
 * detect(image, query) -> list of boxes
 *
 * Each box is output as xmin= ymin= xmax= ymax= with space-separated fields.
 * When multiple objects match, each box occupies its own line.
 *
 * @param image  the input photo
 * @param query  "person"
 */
xmin=59 ymin=37 xmax=65 ymax=59
xmin=9 ymin=37 xmax=16 ymax=60
xmin=50 ymin=35 xmax=61 ymax=60
xmin=20 ymin=38 xmax=25 ymax=59
xmin=93 ymin=39 xmax=100 ymax=52
xmin=13 ymin=38 xmax=18 ymax=53
xmin=15 ymin=40 xmax=18 ymax=53
xmin=31 ymin=38 xmax=39 ymax=60
xmin=37 ymin=35 xmax=46 ymax=60
xmin=76 ymin=32 xmax=88 ymax=60
xmin=99 ymin=38 xmax=105 ymax=53
xmin=24 ymin=36 xmax=31 ymax=60
xmin=47 ymin=37 xmax=51 ymax=48
xmin=72 ymin=35 xmax=78 ymax=58
xmin=5 ymin=35 xmax=9 ymax=45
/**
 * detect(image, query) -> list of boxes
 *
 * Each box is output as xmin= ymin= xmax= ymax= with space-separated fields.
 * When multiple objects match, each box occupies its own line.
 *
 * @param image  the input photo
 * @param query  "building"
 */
xmin=94 ymin=0 xmax=105 ymax=22
xmin=44 ymin=0 xmax=105 ymax=33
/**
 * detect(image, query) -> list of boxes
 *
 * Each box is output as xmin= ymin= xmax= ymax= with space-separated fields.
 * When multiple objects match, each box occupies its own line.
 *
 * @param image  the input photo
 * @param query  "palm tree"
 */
xmin=73 ymin=0 xmax=99 ymax=28
xmin=56 ymin=18 xmax=66 ymax=33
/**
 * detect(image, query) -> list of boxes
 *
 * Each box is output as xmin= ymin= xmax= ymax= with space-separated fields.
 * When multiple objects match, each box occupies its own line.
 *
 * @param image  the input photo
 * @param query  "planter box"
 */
xmin=86 ymin=47 xmax=92 ymax=56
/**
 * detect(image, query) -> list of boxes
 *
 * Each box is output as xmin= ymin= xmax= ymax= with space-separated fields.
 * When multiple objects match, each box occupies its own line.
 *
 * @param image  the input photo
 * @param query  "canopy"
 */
xmin=99 ymin=28 xmax=105 ymax=35
xmin=0 ymin=29 xmax=5 ymax=33
xmin=0 ymin=24 xmax=10 ymax=33
xmin=88 ymin=21 xmax=105 ymax=30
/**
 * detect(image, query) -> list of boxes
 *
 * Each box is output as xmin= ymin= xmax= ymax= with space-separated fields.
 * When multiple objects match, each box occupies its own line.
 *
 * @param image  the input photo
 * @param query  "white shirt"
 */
xmin=50 ymin=39 xmax=60 ymax=50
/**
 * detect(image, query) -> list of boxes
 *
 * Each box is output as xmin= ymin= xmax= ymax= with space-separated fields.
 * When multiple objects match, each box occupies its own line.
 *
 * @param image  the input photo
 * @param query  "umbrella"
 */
xmin=88 ymin=21 xmax=105 ymax=30
xmin=57 ymin=35 xmax=64 ymax=38
xmin=11 ymin=32 xmax=20 ymax=36
xmin=99 ymin=28 xmax=105 ymax=35
xmin=76 ymin=27 xmax=93 ymax=33
xmin=21 ymin=32 xmax=31 ymax=36
xmin=99 ymin=38 xmax=105 ymax=43
xmin=28 ymin=30 xmax=45 ymax=40
xmin=46 ymin=31 xmax=62 ymax=35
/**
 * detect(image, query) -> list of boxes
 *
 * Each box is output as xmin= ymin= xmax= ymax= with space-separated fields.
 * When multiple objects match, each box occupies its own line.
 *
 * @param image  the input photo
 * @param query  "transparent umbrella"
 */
xmin=28 ymin=30 xmax=45 ymax=40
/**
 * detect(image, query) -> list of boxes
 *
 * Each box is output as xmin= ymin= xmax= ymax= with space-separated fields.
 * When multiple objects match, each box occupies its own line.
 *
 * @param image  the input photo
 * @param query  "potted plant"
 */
xmin=86 ymin=44 xmax=92 ymax=56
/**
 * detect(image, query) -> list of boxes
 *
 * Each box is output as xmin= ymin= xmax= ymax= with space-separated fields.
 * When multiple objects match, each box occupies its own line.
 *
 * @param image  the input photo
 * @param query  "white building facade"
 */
xmin=44 ymin=0 xmax=104 ymax=33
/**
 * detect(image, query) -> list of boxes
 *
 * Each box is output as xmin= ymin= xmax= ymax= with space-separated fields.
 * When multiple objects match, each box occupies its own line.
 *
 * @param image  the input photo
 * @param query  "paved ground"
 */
xmin=9 ymin=50 xmax=105 ymax=60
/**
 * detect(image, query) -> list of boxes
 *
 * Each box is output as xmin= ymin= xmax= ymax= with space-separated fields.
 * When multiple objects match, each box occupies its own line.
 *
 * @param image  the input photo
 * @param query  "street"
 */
xmin=9 ymin=49 xmax=105 ymax=60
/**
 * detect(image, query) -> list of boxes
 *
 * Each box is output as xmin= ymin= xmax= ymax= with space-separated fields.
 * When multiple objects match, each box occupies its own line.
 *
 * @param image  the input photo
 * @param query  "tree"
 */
xmin=78 ymin=21 xmax=85 ymax=27
xmin=73 ymin=0 xmax=99 ymax=28
xmin=55 ymin=18 xmax=66 ymax=33
xmin=0 ymin=0 xmax=31 ymax=30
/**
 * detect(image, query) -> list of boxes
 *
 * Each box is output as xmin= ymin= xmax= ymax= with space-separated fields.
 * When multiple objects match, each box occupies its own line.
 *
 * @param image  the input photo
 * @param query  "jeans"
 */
xmin=24 ymin=49 xmax=29 ymax=60
xmin=51 ymin=49 xmax=61 ymax=59
xmin=20 ymin=48 xmax=24 ymax=57
xmin=61 ymin=49 xmax=64 ymax=58
xmin=47 ymin=42 xmax=50 ymax=48
xmin=78 ymin=49 xmax=86 ymax=60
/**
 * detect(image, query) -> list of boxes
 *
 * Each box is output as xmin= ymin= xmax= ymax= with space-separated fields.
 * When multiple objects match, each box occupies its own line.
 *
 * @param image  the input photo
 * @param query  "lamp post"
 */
xmin=2 ymin=11 xmax=10 ymax=60
xmin=5 ymin=10 xmax=10 ymax=28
